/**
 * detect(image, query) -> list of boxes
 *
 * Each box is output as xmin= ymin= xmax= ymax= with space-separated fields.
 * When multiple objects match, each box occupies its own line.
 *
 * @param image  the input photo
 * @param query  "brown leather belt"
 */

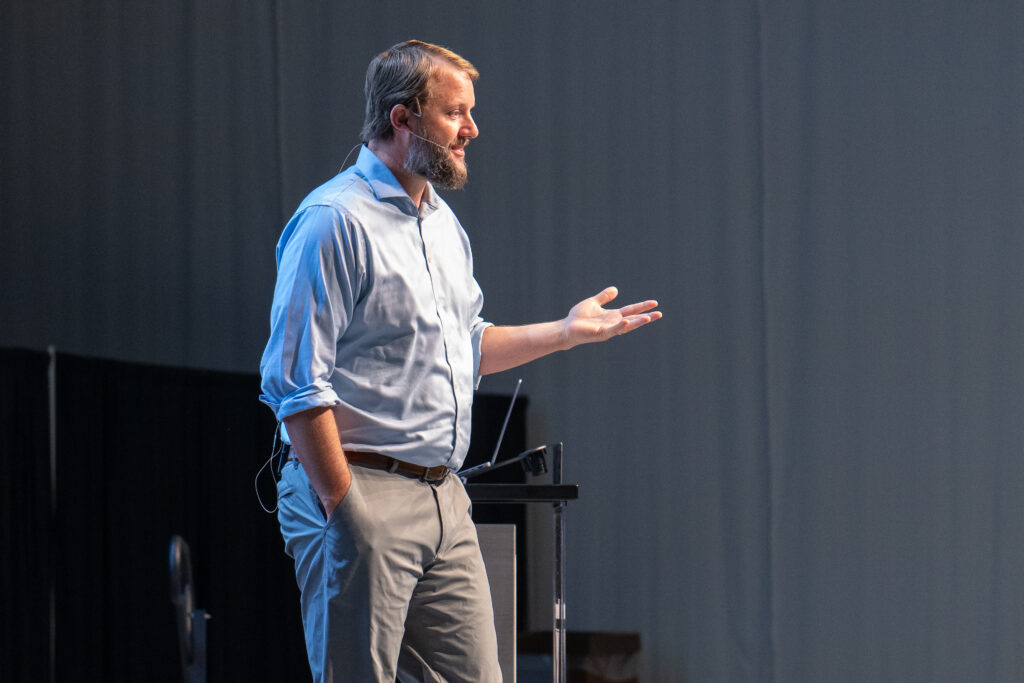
xmin=286 ymin=446 xmax=450 ymax=483
xmin=345 ymin=451 xmax=450 ymax=483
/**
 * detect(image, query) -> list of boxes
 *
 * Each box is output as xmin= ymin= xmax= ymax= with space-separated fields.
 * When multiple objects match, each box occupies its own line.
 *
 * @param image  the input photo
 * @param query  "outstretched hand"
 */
xmin=563 ymin=286 xmax=662 ymax=348
xmin=477 ymin=286 xmax=662 ymax=376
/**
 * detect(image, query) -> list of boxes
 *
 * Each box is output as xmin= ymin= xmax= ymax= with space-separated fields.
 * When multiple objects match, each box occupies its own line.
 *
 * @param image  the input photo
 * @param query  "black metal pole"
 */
xmin=552 ymin=443 xmax=566 ymax=683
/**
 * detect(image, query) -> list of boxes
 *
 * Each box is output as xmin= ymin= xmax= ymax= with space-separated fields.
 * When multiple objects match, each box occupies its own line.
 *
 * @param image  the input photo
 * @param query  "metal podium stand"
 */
xmin=466 ymin=443 xmax=578 ymax=683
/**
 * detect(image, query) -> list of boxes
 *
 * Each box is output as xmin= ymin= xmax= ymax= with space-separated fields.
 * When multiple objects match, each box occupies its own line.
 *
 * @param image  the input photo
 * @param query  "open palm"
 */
xmin=565 ymin=286 xmax=662 ymax=346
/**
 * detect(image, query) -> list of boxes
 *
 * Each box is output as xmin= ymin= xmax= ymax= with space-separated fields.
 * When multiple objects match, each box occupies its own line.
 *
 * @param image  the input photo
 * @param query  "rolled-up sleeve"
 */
xmin=259 ymin=204 xmax=363 ymax=421
xmin=470 ymin=316 xmax=493 ymax=389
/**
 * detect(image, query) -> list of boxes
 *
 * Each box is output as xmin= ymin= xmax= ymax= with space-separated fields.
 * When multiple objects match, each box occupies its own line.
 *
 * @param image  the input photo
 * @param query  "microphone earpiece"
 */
xmin=391 ymin=98 xmax=449 ymax=152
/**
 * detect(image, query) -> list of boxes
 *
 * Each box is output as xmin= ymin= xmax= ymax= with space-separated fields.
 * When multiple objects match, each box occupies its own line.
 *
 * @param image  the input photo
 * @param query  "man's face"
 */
xmin=404 ymin=66 xmax=478 ymax=190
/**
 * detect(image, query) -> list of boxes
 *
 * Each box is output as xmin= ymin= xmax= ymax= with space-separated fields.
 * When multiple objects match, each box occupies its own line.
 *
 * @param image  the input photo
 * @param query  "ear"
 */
xmin=389 ymin=103 xmax=413 ymax=135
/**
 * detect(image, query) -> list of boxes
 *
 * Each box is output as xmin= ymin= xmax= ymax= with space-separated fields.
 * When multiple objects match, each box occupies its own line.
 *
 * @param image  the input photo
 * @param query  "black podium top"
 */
xmin=465 ymin=483 xmax=579 ymax=503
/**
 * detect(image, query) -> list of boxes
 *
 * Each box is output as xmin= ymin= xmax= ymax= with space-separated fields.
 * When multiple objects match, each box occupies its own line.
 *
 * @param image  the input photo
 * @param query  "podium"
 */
xmin=467 ymin=443 xmax=578 ymax=683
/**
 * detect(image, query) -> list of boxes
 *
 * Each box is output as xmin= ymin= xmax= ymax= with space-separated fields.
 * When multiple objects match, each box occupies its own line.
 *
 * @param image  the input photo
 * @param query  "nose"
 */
xmin=463 ymin=113 xmax=479 ymax=140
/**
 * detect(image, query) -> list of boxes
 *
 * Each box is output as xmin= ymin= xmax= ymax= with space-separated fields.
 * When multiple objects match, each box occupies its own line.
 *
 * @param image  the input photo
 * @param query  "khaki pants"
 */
xmin=277 ymin=460 xmax=501 ymax=682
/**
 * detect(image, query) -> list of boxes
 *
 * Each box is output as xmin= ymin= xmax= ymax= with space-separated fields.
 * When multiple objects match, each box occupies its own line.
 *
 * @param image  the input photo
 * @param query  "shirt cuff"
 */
xmin=471 ymin=319 xmax=493 ymax=389
xmin=259 ymin=381 xmax=342 ymax=422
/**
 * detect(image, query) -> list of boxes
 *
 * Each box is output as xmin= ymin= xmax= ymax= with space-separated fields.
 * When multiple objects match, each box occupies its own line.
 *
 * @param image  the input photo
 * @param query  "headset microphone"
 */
xmin=408 ymin=129 xmax=451 ymax=152
xmin=396 ymin=100 xmax=456 ymax=153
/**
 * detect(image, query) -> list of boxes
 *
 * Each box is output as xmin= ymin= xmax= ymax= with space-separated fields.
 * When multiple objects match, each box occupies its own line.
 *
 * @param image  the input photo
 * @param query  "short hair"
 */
xmin=360 ymin=40 xmax=479 ymax=143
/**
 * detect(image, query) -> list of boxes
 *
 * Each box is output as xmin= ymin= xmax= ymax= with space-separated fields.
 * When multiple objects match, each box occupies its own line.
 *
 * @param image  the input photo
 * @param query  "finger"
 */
xmin=618 ymin=311 xmax=662 ymax=334
xmin=603 ymin=318 xmax=631 ymax=337
xmin=617 ymin=300 xmax=659 ymax=316
xmin=592 ymin=286 xmax=619 ymax=306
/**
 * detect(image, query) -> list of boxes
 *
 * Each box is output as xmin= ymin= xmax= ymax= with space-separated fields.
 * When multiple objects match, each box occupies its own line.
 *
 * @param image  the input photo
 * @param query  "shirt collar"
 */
xmin=354 ymin=145 xmax=440 ymax=218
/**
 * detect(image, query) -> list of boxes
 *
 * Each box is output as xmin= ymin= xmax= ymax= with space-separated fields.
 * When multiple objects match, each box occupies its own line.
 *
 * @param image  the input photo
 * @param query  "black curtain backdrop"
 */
xmin=1 ymin=350 xmax=52 ymax=682
xmin=52 ymin=350 xmax=305 ymax=680
xmin=1 ymin=348 xmax=526 ymax=681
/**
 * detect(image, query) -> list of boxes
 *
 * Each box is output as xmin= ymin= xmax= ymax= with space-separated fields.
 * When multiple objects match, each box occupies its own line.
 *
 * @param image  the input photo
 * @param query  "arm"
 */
xmin=283 ymin=406 xmax=352 ymax=519
xmin=478 ymin=286 xmax=661 ymax=376
xmin=262 ymin=206 xmax=363 ymax=518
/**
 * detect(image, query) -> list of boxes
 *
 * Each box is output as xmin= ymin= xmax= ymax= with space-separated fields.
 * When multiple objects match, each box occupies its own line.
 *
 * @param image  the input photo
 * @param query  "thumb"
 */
xmin=592 ymin=286 xmax=619 ymax=306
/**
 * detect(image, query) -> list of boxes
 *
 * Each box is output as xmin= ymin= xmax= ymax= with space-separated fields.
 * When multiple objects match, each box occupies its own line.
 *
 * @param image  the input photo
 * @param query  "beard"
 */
xmin=404 ymin=131 xmax=468 ymax=190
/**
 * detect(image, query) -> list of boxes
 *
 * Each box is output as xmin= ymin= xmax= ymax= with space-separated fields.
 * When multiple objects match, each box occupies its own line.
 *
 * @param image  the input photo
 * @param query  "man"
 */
xmin=260 ymin=40 xmax=660 ymax=682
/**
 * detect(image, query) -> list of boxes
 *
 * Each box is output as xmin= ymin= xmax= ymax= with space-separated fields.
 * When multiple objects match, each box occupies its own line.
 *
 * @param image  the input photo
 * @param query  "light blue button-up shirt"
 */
xmin=259 ymin=146 xmax=491 ymax=469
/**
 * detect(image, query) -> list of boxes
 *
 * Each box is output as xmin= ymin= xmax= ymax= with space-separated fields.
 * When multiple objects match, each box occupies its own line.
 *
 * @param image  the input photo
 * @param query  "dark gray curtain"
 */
xmin=4 ymin=1 xmax=1024 ymax=680
xmin=0 ymin=1 xmax=281 ymax=369
xmin=761 ymin=3 xmax=1024 ymax=680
